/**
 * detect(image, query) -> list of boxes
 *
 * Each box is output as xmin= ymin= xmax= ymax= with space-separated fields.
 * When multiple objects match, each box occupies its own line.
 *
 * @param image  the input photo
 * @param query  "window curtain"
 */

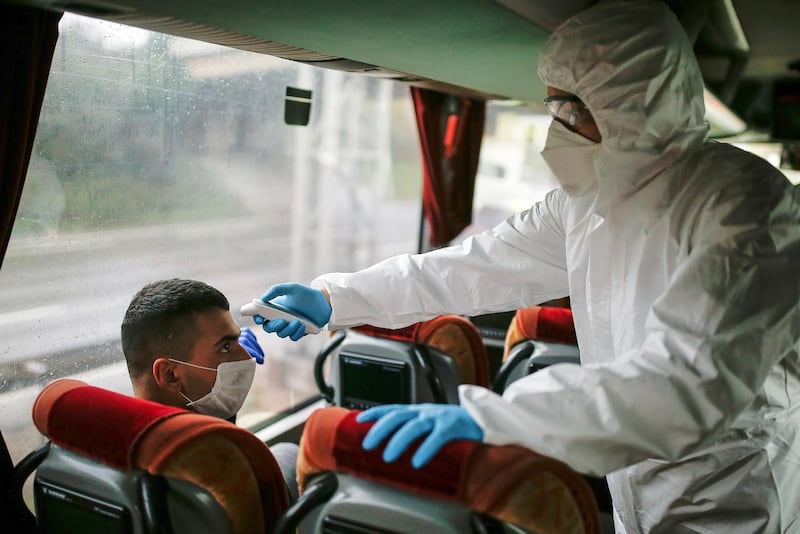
xmin=0 ymin=5 xmax=61 ymax=271
xmin=411 ymin=87 xmax=485 ymax=248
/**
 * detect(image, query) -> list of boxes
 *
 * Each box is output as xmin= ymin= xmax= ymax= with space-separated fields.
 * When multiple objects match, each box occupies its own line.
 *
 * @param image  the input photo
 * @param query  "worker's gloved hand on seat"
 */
xmin=238 ymin=328 xmax=264 ymax=364
xmin=357 ymin=403 xmax=484 ymax=469
xmin=255 ymin=283 xmax=332 ymax=341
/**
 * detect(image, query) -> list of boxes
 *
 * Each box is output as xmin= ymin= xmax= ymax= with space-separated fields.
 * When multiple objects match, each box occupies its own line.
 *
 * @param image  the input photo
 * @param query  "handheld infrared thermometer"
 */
xmin=239 ymin=299 xmax=322 ymax=335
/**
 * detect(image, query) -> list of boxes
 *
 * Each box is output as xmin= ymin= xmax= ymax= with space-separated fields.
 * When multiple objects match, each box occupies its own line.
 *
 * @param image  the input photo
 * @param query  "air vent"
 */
xmin=104 ymin=11 xmax=338 ymax=61
xmin=52 ymin=1 xmax=133 ymax=17
xmin=322 ymin=515 xmax=401 ymax=534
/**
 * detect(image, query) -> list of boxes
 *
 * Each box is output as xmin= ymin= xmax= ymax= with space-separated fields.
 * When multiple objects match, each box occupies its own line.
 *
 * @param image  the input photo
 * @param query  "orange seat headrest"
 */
xmin=504 ymin=306 xmax=577 ymax=361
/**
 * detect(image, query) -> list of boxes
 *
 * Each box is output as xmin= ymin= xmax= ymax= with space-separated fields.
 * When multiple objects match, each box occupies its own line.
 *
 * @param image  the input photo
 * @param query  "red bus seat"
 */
xmin=288 ymin=406 xmax=599 ymax=534
xmin=31 ymin=378 xmax=290 ymax=534
xmin=351 ymin=314 xmax=490 ymax=387
xmin=496 ymin=306 xmax=614 ymax=522
xmin=503 ymin=305 xmax=578 ymax=360
xmin=317 ymin=315 xmax=490 ymax=408
xmin=494 ymin=306 xmax=581 ymax=393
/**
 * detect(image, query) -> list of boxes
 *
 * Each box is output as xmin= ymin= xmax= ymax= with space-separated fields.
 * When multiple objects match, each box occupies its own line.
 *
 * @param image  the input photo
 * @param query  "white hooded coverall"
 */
xmin=313 ymin=1 xmax=800 ymax=531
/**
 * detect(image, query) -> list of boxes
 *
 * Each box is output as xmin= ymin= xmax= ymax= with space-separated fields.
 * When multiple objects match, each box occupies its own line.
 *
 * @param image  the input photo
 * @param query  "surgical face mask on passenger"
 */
xmin=169 ymin=357 xmax=256 ymax=419
xmin=540 ymin=119 xmax=601 ymax=198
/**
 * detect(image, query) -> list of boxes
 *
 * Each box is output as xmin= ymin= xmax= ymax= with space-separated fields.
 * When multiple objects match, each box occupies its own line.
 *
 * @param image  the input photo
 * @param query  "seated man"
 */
xmin=121 ymin=278 xmax=298 ymax=500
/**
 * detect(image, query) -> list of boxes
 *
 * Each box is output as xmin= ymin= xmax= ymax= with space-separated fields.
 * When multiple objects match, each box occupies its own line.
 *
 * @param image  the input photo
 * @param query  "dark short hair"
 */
xmin=121 ymin=278 xmax=229 ymax=378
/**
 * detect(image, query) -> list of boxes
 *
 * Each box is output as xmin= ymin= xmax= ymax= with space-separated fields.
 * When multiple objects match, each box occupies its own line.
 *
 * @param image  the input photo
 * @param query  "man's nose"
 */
xmin=234 ymin=343 xmax=251 ymax=361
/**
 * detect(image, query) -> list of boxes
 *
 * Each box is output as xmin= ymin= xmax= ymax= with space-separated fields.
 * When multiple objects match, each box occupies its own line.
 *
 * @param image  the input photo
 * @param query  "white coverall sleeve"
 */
xmin=313 ymin=191 xmax=571 ymax=330
xmin=461 ymin=185 xmax=800 ymax=477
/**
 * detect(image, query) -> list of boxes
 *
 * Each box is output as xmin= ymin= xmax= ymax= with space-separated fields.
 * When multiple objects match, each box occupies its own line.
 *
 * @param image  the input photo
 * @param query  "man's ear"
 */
xmin=152 ymin=357 xmax=181 ymax=391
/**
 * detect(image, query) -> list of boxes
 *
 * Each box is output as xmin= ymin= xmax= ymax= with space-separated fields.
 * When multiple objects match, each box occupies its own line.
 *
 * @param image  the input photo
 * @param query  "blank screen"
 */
xmin=35 ymin=480 xmax=132 ymax=534
xmin=340 ymin=353 xmax=410 ymax=408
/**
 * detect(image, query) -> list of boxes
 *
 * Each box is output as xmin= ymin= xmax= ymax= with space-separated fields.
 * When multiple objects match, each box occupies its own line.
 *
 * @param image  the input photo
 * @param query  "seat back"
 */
xmin=316 ymin=315 xmax=490 ymax=409
xmin=493 ymin=306 xmax=580 ymax=393
xmin=493 ymin=307 xmax=614 ymax=522
xmin=282 ymin=406 xmax=599 ymax=534
xmin=1 ymin=428 xmax=37 ymax=534
xmin=31 ymin=379 xmax=290 ymax=534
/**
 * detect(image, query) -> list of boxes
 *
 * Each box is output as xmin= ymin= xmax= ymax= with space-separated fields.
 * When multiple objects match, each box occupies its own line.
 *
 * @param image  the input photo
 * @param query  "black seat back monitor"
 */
xmin=35 ymin=479 xmax=132 ymax=534
xmin=339 ymin=352 xmax=410 ymax=410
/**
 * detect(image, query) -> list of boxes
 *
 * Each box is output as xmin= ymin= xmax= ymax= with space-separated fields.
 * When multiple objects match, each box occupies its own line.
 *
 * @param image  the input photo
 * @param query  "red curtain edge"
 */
xmin=0 ymin=6 xmax=62 ymax=271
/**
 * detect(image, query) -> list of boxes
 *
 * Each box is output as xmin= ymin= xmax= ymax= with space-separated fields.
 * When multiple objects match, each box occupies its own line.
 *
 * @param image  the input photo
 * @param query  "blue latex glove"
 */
xmin=356 ymin=404 xmax=484 ymax=469
xmin=238 ymin=327 xmax=265 ymax=364
xmin=255 ymin=283 xmax=332 ymax=341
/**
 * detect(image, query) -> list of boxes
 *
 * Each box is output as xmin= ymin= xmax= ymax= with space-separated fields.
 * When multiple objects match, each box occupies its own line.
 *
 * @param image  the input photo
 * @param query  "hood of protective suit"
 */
xmin=538 ymin=0 xmax=709 ymax=212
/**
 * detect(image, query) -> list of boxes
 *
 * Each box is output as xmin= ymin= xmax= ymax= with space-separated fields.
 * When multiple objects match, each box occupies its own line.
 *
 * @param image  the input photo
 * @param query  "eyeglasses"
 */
xmin=544 ymin=95 xmax=590 ymax=129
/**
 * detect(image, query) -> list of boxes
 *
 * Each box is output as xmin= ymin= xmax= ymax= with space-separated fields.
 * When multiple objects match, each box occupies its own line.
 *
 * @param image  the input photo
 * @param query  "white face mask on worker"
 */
xmin=170 ymin=358 xmax=256 ymax=419
xmin=540 ymin=119 xmax=601 ymax=198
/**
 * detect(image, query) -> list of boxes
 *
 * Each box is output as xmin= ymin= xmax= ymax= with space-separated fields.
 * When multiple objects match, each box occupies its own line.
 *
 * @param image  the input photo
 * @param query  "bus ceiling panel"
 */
xmin=492 ymin=1 xmax=800 ymax=107
xmin=679 ymin=0 xmax=800 ymax=106
xmin=22 ymin=0 xmax=798 ymax=122
xmin=25 ymin=0 xmax=551 ymax=103
xmin=491 ymin=0 xmax=595 ymax=31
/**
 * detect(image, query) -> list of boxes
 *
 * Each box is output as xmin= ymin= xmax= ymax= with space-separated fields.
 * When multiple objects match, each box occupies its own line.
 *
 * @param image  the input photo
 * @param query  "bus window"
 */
xmin=0 ymin=13 xmax=421 ymax=463
xmin=460 ymin=103 xmax=557 ymax=241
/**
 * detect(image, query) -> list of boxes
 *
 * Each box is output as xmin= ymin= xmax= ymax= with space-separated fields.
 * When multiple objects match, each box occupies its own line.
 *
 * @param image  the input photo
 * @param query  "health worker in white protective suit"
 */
xmin=251 ymin=1 xmax=800 ymax=532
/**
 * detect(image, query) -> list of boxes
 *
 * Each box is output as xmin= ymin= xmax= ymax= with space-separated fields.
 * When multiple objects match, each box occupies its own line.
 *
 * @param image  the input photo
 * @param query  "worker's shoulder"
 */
xmin=675 ymin=141 xmax=789 ymax=206
xmin=670 ymin=141 xmax=795 ymax=244
xmin=694 ymin=140 xmax=785 ymax=185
